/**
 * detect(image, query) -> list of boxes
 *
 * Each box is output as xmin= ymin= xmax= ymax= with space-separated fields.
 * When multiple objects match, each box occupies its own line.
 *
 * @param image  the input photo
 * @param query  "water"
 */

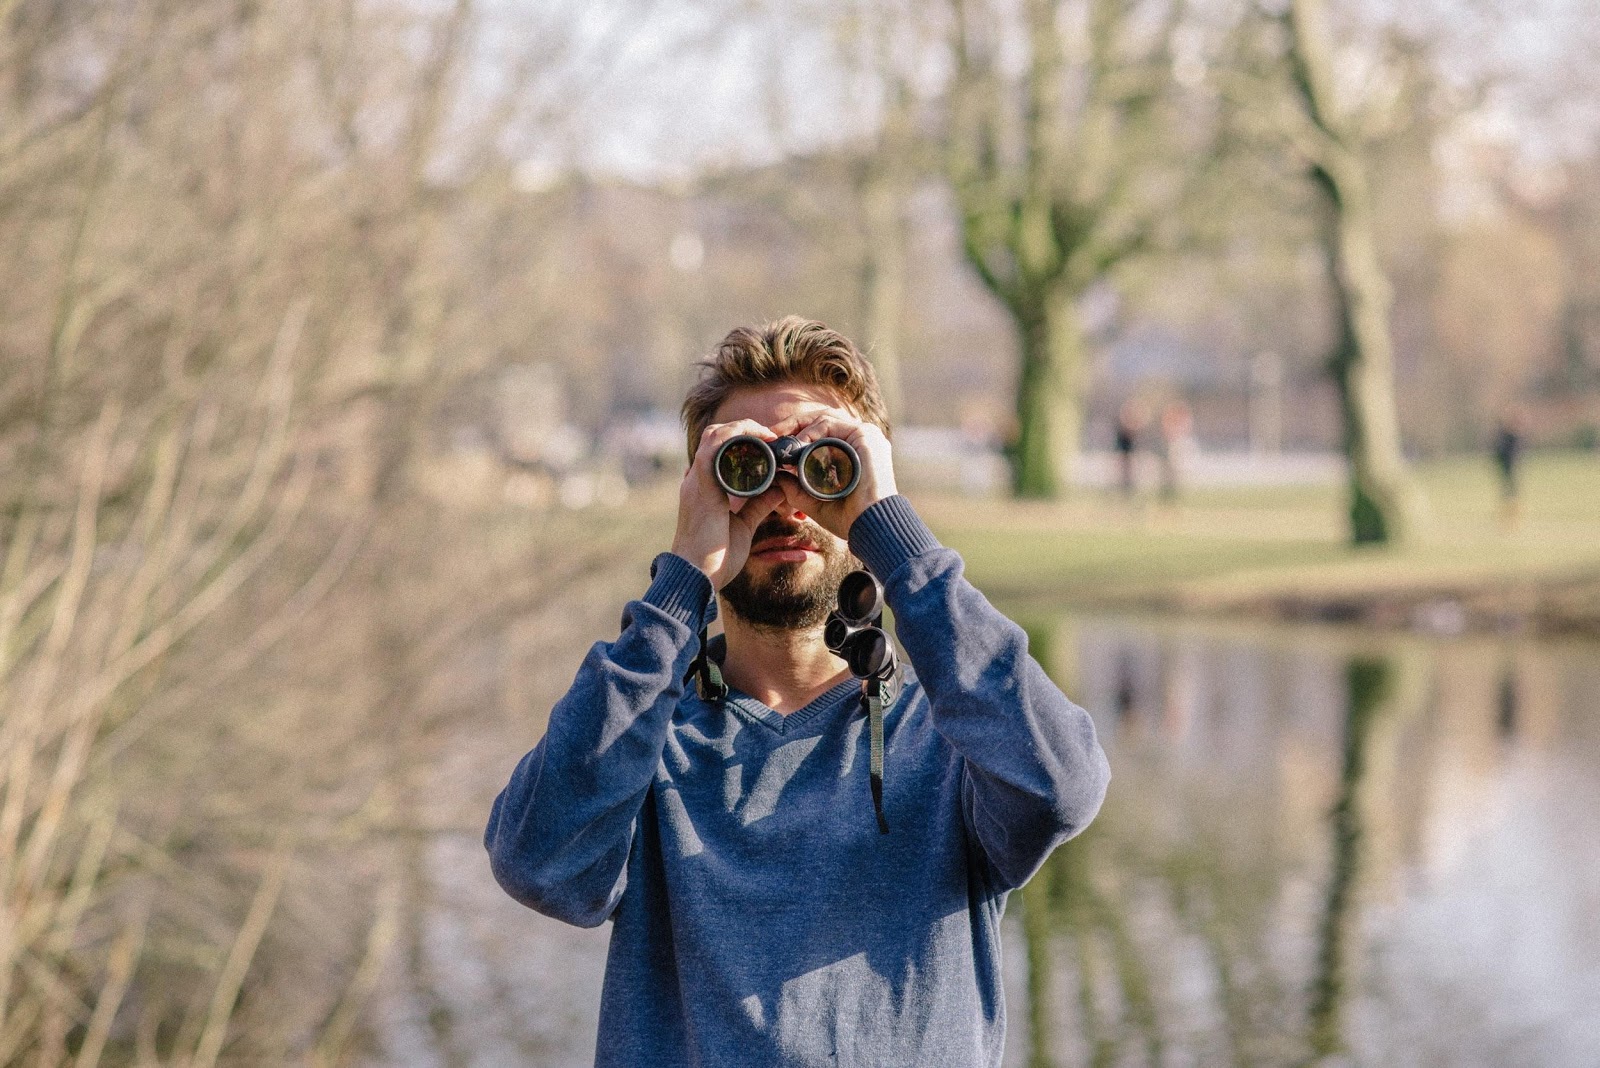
xmin=378 ymin=615 xmax=1600 ymax=1067
xmin=1018 ymin=614 xmax=1600 ymax=1067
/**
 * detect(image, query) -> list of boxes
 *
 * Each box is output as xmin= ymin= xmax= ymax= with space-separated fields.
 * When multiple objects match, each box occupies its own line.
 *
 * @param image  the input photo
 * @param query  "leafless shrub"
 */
xmin=0 ymin=0 xmax=653 ymax=1062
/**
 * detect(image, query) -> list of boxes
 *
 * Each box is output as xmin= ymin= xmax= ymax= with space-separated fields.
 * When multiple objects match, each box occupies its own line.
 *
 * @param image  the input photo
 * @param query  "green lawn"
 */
xmin=915 ymin=452 xmax=1600 ymax=615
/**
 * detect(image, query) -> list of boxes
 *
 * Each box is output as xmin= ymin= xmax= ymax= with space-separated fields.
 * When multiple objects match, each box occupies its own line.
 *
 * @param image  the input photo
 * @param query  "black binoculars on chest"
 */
xmin=826 ymin=571 xmax=897 ymax=691
xmin=827 ymin=569 xmax=897 ymax=834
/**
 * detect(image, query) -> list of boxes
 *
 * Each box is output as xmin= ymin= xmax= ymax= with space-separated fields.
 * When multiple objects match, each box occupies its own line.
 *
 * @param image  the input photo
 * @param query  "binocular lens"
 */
xmin=846 ymin=628 xmax=893 ymax=678
xmin=801 ymin=442 xmax=854 ymax=498
xmin=824 ymin=616 xmax=851 ymax=654
xmin=836 ymin=570 xmax=882 ymax=624
xmin=715 ymin=437 xmax=775 ymax=496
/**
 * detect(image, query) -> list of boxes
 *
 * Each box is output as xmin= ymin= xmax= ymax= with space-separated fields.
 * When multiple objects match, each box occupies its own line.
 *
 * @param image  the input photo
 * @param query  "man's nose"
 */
xmin=772 ymin=476 xmax=810 ymax=522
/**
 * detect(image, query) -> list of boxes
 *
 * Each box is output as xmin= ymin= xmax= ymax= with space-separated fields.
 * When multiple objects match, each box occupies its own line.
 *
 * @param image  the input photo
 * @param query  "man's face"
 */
xmin=711 ymin=383 xmax=860 ymax=630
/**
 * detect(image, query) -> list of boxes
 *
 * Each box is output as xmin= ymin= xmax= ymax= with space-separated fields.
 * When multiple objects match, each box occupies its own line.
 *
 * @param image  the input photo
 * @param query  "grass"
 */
xmin=914 ymin=451 xmax=1600 ymax=625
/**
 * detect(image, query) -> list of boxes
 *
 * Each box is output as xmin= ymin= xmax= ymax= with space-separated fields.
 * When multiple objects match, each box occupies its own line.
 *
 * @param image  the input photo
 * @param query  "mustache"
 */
xmin=751 ymin=515 xmax=825 ymax=544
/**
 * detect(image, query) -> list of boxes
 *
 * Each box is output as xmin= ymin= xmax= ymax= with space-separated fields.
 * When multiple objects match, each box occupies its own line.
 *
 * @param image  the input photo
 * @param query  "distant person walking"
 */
xmin=1115 ymin=399 xmax=1144 ymax=497
xmin=1493 ymin=412 xmax=1525 ymax=528
xmin=1156 ymin=399 xmax=1195 ymax=502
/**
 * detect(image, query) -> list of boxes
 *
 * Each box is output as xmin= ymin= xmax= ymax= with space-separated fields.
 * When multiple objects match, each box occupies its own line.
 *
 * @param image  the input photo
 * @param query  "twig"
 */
xmin=1 ymin=402 xmax=120 ymax=912
xmin=46 ymin=803 xmax=117 ymax=956
xmin=190 ymin=841 xmax=292 ymax=1068
xmin=73 ymin=908 xmax=147 ymax=1068
xmin=92 ymin=509 xmax=371 ymax=772
xmin=311 ymin=876 xmax=400 ymax=1068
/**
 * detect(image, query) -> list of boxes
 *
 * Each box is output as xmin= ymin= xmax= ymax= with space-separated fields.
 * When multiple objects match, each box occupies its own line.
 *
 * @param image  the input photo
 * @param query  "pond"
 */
xmin=373 ymin=614 xmax=1600 ymax=1067
xmin=1004 ymin=614 xmax=1600 ymax=1067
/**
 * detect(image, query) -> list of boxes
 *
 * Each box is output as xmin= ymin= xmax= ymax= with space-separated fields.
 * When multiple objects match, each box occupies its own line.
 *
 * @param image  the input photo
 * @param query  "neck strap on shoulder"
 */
xmin=687 ymin=626 xmax=728 ymax=704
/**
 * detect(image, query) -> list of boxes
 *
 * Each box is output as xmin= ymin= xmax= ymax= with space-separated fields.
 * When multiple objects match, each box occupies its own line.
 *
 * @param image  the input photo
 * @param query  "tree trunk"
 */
xmin=1315 ymin=164 xmax=1421 ymax=545
xmin=1012 ymin=285 xmax=1083 ymax=498
xmin=1287 ymin=0 xmax=1421 ymax=546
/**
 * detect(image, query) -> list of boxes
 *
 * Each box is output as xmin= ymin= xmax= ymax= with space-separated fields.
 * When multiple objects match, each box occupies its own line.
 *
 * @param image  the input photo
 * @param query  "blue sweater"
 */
xmin=485 ymin=496 xmax=1110 ymax=1067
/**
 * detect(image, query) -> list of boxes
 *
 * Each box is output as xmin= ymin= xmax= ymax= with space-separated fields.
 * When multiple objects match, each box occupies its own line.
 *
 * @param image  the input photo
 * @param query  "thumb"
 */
xmin=733 ymin=486 xmax=785 ymax=536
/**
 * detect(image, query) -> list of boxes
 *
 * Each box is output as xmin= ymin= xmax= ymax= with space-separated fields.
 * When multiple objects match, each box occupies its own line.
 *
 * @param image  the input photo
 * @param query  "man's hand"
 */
xmin=778 ymin=409 xmax=897 ymax=541
xmin=671 ymin=418 xmax=793 ymax=590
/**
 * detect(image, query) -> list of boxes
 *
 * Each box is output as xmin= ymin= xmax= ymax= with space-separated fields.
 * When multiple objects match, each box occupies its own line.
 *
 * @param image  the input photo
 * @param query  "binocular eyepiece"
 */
xmin=714 ymin=434 xmax=861 ymax=501
xmin=826 ymin=570 xmax=896 ymax=681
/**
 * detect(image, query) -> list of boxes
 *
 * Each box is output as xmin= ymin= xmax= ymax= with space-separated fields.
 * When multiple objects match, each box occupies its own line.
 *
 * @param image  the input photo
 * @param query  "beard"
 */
xmin=720 ymin=515 xmax=857 ymax=630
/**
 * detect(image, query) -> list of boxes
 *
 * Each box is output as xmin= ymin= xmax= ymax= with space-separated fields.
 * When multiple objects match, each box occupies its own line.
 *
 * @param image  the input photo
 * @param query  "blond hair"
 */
xmin=682 ymin=317 xmax=891 ymax=463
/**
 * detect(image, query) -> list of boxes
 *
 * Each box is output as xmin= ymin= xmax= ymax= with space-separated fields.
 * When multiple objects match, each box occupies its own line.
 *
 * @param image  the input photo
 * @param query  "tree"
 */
xmin=946 ymin=0 xmax=1208 ymax=497
xmin=1276 ymin=0 xmax=1423 ymax=544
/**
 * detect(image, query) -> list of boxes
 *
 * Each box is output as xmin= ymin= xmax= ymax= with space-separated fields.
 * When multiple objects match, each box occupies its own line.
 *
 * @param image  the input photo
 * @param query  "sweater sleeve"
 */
xmin=484 ymin=551 xmax=714 ymax=927
xmin=850 ymin=496 xmax=1111 ymax=892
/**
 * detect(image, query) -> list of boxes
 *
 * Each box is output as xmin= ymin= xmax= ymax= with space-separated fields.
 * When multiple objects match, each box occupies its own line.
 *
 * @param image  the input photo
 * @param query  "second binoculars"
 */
xmin=825 ymin=570 xmax=896 ymax=680
xmin=713 ymin=434 xmax=861 ymax=501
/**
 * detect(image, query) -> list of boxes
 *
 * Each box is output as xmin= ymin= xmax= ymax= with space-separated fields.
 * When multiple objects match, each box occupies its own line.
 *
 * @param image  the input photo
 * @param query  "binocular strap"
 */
xmin=694 ymin=623 xmax=887 ymax=832
xmin=689 ymin=627 xmax=728 ymax=704
xmin=865 ymin=680 xmax=889 ymax=835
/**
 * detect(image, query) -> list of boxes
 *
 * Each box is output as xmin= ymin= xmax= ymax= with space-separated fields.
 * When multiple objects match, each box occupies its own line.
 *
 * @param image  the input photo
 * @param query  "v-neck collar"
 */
xmin=724 ymin=677 xmax=862 ymax=735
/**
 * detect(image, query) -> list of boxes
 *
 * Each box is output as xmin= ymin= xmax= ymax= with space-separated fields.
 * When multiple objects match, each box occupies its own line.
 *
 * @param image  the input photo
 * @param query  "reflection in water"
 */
xmin=1496 ymin=663 xmax=1518 ymax=740
xmin=1021 ymin=620 xmax=1162 ymax=1068
xmin=378 ymin=618 xmax=1600 ymax=1067
xmin=1013 ymin=618 xmax=1600 ymax=1068
xmin=1307 ymin=656 xmax=1391 ymax=1060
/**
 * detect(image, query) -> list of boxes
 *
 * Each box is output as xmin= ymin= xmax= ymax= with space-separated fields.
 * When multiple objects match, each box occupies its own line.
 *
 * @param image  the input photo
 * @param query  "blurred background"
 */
xmin=4 ymin=0 xmax=1600 ymax=1064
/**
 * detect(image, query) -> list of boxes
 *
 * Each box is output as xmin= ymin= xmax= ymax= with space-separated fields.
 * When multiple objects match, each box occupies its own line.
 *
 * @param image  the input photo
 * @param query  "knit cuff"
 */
xmin=644 ymin=552 xmax=716 ymax=628
xmin=847 ymin=495 xmax=942 ymax=580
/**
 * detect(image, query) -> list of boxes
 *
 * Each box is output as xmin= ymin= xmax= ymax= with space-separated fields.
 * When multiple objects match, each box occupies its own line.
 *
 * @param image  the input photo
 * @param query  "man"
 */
xmin=485 ymin=317 xmax=1110 ymax=1067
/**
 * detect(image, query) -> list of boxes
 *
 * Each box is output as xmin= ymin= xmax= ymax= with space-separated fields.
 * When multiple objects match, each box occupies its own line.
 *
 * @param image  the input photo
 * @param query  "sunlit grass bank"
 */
xmin=916 ymin=452 xmax=1600 ymax=632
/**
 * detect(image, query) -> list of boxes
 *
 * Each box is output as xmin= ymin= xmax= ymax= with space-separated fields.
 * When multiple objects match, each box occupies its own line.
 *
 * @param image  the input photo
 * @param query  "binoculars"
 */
xmin=825 ymin=570 xmax=897 ymax=684
xmin=713 ymin=434 xmax=861 ymax=501
xmin=829 ymin=569 xmax=897 ymax=835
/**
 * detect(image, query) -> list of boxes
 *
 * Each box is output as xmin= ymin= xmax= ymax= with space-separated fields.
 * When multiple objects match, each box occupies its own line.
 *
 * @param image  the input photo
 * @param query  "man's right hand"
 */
xmin=671 ymin=418 xmax=793 ymax=590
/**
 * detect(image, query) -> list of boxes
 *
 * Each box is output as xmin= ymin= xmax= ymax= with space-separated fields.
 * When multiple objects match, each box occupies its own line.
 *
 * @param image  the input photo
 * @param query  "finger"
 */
xmin=789 ymin=409 xmax=865 ymax=444
xmin=702 ymin=417 xmax=777 ymax=442
xmin=694 ymin=419 xmax=778 ymax=459
xmin=763 ymin=412 xmax=807 ymax=438
xmin=730 ymin=485 xmax=785 ymax=531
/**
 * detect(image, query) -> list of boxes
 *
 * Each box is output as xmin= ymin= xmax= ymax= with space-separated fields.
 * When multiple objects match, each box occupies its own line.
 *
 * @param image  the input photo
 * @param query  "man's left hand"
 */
xmin=779 ymin=409 xmax=898 ymax=541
